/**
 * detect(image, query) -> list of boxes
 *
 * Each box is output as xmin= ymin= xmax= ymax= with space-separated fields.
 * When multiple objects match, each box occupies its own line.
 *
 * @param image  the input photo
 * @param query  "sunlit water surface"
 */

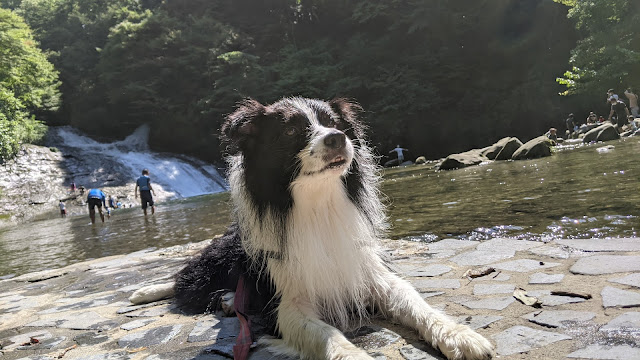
xmin=1 ymin=138 xmax=639 ymax=277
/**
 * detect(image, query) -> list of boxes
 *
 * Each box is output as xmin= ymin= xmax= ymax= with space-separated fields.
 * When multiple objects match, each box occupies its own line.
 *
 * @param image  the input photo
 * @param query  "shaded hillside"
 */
xmin=4 ymin=0 xmax=588 ymax=162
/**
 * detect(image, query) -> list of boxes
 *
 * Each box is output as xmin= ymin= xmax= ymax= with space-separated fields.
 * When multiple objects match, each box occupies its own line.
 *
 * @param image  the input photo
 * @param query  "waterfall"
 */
xmin=46 ymin=125 xmax=228 ymax=198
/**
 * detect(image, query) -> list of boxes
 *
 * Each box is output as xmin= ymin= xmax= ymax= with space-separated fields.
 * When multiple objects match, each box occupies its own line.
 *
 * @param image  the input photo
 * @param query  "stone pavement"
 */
xmin=1 ymin=237 xmax=640 ymax=360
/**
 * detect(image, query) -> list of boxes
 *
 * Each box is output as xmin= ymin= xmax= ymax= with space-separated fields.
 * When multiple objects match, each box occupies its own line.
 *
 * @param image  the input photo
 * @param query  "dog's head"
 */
xmin=222 ymin=97 xmax=365 ymax=182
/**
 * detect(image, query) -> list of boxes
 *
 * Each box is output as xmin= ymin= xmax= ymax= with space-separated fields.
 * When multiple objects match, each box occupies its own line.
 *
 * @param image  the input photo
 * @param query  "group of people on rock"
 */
xmin=564 ymin=87 xmax=639 ymax=138
xmin=59 ymin=169 xmax=157 ymax=224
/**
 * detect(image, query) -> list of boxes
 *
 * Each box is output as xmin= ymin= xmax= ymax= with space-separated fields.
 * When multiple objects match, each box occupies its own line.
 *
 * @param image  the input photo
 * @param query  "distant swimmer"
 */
xmin=135 ymin=169 xmax=156 ymax=216
xmin=87 ymin=188 xmax=106 ymax=224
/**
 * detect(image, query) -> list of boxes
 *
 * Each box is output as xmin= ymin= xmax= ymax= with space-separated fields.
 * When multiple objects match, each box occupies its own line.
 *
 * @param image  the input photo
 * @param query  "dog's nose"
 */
xmin=324 ymin=132 xmax=346 ymax=149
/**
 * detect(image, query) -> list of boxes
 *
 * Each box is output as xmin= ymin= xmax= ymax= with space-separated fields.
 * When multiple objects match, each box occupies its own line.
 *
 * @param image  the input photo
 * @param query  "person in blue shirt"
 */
xmin=86 ymin=188 xmax=106 ymax=224
xmin=135 ymin=169 xmax=156 ymax=216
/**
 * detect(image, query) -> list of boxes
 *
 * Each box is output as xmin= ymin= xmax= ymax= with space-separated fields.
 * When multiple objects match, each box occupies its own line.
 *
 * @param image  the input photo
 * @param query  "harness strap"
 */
xmin=233 ymin=274 xmax=253 ymax=360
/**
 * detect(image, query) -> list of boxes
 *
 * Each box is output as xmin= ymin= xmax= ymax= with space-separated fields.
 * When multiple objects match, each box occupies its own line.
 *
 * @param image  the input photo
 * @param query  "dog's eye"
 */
xmin=284 ymin=127 xmax=297 ymax=136
xmin=326 ymin=119 xmax=336 ymax=128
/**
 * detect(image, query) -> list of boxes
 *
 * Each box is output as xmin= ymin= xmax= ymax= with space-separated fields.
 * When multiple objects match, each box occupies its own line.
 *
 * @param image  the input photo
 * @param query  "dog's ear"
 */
xmin=221 ymin=99 xmax=264 ymax=153
xmin=329 ymin=98 xmax=366 ymax=139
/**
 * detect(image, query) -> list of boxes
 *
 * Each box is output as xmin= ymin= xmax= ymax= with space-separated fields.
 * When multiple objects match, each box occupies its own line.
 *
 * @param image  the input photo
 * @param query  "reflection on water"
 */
xmin=0 ymin=193 xmax=231 ymax=277
xmin=383 ymin=138 xmax=639 ymax=241
xmin=1 ymin=138 xmax=639 ymax=277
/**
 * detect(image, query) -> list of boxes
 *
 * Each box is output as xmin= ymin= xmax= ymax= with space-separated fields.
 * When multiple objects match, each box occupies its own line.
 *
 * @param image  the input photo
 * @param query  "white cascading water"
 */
xmin=47 ymin=125 xmax=228 ymax=198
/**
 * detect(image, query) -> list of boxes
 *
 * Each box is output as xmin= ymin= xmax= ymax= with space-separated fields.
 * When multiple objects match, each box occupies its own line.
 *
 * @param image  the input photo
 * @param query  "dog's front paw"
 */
xmin=436 ymin=324 xmax=493 ymax=360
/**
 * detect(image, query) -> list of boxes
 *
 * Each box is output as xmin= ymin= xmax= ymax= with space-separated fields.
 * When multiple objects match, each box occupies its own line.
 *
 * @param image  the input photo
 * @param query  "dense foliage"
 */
xmin=0 ymin=8 xmax=59 ymax=161
xmin=555 ymin=0 xmax=640 ymax=98
xmin=2 ymin=0 xmax=607 ymax=162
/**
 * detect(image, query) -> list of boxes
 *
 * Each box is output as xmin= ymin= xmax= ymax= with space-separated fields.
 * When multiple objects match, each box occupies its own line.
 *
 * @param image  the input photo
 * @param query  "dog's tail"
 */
xmin=174 ymin=224 xmax=248 ymax=313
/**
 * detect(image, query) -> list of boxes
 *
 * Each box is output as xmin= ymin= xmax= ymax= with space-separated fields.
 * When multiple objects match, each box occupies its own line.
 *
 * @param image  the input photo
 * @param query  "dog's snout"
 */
xmin=323 ymin=132 xmax=346 ymax=150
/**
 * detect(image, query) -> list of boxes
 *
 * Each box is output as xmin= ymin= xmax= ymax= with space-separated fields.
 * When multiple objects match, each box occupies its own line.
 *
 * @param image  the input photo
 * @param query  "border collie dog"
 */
xmin=174 ymin=97 xmax=493 ymax=360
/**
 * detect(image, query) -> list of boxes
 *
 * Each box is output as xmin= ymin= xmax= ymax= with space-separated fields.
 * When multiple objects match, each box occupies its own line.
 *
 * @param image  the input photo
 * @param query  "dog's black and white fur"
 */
xmin=174 ymin=97 xmax=493 ymax=360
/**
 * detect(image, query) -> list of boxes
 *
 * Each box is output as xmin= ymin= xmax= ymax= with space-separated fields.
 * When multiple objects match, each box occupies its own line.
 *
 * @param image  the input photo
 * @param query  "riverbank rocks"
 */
xmin=437 ymin=149 xmax=487 ymax=170
xmin=2 ymin=236 xmax=640 ymax=359
xmin=481 ymin=137 xmax=523 ymax=161
xmin=582 ymin=123 xmax=620 ymax=143
xmin=511 ymin=136 xmax=553 ymax=160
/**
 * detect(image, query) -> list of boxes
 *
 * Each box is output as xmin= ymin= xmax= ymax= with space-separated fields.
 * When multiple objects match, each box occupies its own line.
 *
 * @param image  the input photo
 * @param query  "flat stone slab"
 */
xmin=477 ymin=238 xmax=541 ymax=252
xmin=25 ymin=311 xmax=117 ymax=330
xmin=600 ymin=312 xmax=640 ymax=331
xmin=403 ymin=264 xmax=452 ymax=277
xmin=567 ymin=344 xmax=640 ymax=359
xmin=455 ymin=296 xmax=515 ymax=310
xmin=492 ymin=259 xmax=560 ymax=273
xmin=4 ymin=330 xmax=53 ymax=351
xmin=522 ymin=310 xmax=596 ymax=328
xmin=121 ymin=318 xmax=157 ymax=331
xmin=188 ymin=317 xmax=239 ymax=342
xmin=410 ymin=279 xmax=460 ymax=290
xmin=528 ymin=245 xmax=571 ymax=259
xmin=609 ymin=273 xmax=640 ymax=288
xmin=570 ymin=255 xmax=640 ymax=275
xmin=526 ymin=290 xmax=587 ymax=306
xmin=456 ymin=315 xmax=503 ymax=330
xmin=398 ymin=344 xmax=441 ymax=360
xmin=557 ymin=238 xmax=640 ymax=252
xmin=118 ymin=324 xmax=183 ymax=348
xmin=423 ymin=239 xmax=479 ymax=252
xmin=529 ymin=272 xmax=564 ymax=284
xmin=601 ymin=286 xmax=640 ymax=308
xmin=472 ymin=283 xmax=515 ymax=295
xmin=492 ymin=325 xmax=571 ymax=356
xmin=449 ymin=250 xmax=515 ymax=266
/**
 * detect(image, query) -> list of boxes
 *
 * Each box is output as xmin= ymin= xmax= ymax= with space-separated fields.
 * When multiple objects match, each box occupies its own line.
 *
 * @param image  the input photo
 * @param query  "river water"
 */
xmin=1 ymin=138 xmax=638 ymax=277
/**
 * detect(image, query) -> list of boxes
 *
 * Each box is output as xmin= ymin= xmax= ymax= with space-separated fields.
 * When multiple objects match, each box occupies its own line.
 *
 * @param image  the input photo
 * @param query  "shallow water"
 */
xmin=1 ymin=138 xmax=639 ymax=277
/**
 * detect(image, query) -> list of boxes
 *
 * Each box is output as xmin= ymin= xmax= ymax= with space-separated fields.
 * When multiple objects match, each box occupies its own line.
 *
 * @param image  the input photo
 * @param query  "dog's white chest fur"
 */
xmin=271 ymin=175 xmax=382 ymax=326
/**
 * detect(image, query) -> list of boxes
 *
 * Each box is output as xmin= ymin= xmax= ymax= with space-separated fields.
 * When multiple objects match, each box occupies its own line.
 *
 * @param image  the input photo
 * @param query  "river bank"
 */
xmin=1 ymin=236 xmax=639 ymax=359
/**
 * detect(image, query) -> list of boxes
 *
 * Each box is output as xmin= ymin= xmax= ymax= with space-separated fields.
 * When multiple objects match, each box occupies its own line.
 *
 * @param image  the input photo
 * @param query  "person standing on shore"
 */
xmin=135 ymin=169 xmax=156 ymax=216
xmin=608 ymin=97 xmax=630 ymax=131
xmin=389 ymin=145 xmax=408 ymax=165
xmin=624 ymin=88 xmax=639 ymax=118
xmin=87 ymin=188 xmax=106 ymax=224
xmin=59 ymin=200 xmax=66 ymax=218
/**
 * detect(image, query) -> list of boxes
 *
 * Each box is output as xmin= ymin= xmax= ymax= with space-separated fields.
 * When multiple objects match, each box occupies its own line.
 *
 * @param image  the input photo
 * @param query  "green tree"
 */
xmin=556 ymin=0 xmax=640 ymax=95
xmin=0 ymin=8 xmax=60 ymax=161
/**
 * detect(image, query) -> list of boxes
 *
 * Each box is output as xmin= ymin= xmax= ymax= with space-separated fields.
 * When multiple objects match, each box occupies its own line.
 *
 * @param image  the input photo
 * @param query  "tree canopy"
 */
xmin=2 ymin=0 xmax=614 ymax=163
xmin=0 ymin=7 xmax=60 ymax=161
xmin=555 ymin=0 xmax=640 ymax=97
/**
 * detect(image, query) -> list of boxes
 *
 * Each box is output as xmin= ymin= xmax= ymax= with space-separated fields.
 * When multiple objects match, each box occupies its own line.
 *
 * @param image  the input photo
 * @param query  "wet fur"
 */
xmin=174 ymin=97 xmax=493 ymax=359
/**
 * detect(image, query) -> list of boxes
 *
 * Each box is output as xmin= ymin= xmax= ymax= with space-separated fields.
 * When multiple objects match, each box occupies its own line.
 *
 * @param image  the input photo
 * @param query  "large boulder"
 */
xmin=437 ymin=149 xmax=487 ymax=170
xmin=481 ymin=137 xmax=523 ymax=160
xmin=415 ymin=156 xmax=427 ymax=164
xmin=582 ymin=123 xmax=619 ymax=143
xmin=511 ymin=136 xmax=553 ymax=160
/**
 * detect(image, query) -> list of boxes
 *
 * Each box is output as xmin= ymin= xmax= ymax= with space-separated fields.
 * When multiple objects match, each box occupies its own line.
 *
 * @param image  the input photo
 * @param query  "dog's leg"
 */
xmin=266 ymin=297 xmax=374 ymax=360
xmin=374 ymin=272 xmax=493 ymax=360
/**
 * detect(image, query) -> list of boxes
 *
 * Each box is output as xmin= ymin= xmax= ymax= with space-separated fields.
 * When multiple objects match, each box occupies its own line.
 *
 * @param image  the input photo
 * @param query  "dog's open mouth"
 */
xmin=324 ymin=156 xmax=347 ymax=170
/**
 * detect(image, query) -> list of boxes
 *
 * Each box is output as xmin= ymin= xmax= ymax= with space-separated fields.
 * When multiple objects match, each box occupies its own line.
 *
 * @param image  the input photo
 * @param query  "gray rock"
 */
xmin=5 ymin=330 xmax=53 ymax=351
xmin=601 ymin=286 xmax=640 ymax=308
xmin=17 ymin=336 xmax=66 ymax=350
xmin=125 ymin=304 xmax=176 ymax=317
xmin=492 ymin=325 xmax=571 ymax=356
xmin=609 ymin=273 xmax=640 ymax=288
xmin=404 ymin=264 xmax=452 ymax=277
xmin=522 ymin=310 xmax=596 ymax=328
xmin=121 ymin=318 xmax=157 ymax=331
xmin=600 ymin=312 xmax=640 ymax=331
xmin=420 ymin=291 xmax=445 ymax=299
xmin=477 ymin=238 xmax=541 ymax=252
xmin=118 ymin=324 xmax=183 ymax=348
xmin=449 ymin=250 xmax=515 ymax=266
xmin=567 ymin=344 xmax=640 ymax=359
xmin=582 ymin=123 xmax=620 ymax=143
xmin=480 ymin=137 xmax=522 ymax=161
xmin=399 ymin=344 xmax=442 ymax=360
xmin=526 ymin=290 xmax=587 ymax=306
xmin=529 ymin=272 xmax=564 ymax=284
xmin=528 ymin=245 xmax=571 ymax=259
xmin=492 ymin=259 xmax=560 ymax=273
xmin=424 ymin=239 xmax=479 ymax=252
xmin=73 ymin=332 xmax=110 ymax=346
xmin=347 ymin=326 xmax=401 ymax=350
xmin=472 ymin=283 xmax=515 ymax=295
xmin=571 ymin=255 xmax=640 ymax=275
xmin=437 ymin=149 xmax=488 ymax=170
xmin=188 ymin=317 xmax=239 ymax=343
xmin=25 ymin=311 xmax=117 ymax=330
xmin=511 ymin=136 xmax=552 ymax=160
xmin=410 ymin=279 xmax=460 ymax=290
xmin=557 ymin=238 xmax=640 ymax=252
xmin=456 ymin=296 xmax=515 ymax=310
xmin=456 ymin=315 xmax=503 ymax=330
